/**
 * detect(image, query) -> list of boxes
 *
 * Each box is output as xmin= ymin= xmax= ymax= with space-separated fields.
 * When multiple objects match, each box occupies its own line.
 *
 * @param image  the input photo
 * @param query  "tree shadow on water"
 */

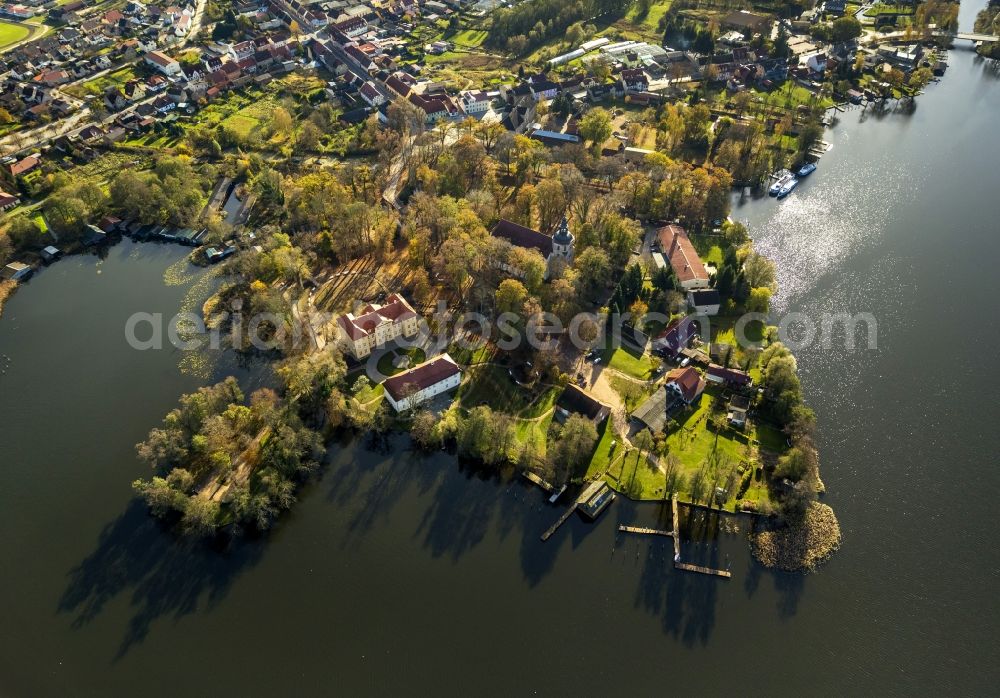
xmin=57 ymin=499 xmax=264 ymax=660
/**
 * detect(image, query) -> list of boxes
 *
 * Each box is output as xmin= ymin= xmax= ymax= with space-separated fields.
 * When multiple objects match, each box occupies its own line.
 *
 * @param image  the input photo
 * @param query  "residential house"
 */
xmin=335 ymin=293 xmax=420 ymax=359
xmin=556 ymin=384 xmax=611 ymax=424
xmin=619 ymin=67 xmax=648 ymax=93
xmin=630 ymin=371 xmax=702 ymax=430
xmin=0 ymin=189 xmax=19 ymax=210
xmin=705 ymin=364 xmax=752 ymax=388
xmin=460 ymin=89 xmax=493 ymax=114
xmin=721 ymin=10 xmax=772 ymax=36
xmin=383 ymin=354 xmax=462 ymax=412
xmin=687 ymin=288 xmax=721 ymax=316
xmin=359 ymin=80 xmax=385 ymax=106
xmin=652 ymin=315 xmax=699 ymax=357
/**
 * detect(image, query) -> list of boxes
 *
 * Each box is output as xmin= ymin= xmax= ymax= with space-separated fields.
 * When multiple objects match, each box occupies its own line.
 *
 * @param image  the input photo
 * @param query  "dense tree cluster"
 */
xmin=132 ymin=341 xmax=386 ymax=535
xmin=110 ymin=156 xmax=214 ymax=227
xmin=489 ymin=0 xmax=628 ymax=55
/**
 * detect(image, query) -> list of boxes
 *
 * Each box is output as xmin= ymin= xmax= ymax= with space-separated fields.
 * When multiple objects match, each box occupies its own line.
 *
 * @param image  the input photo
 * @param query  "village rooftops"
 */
xmin=383 ymin=354 xmax=461 ymax=402
xmin=721 ymin=10 xmax=772 ymax=34
xmin=490 ymin=219 xmax=552 ymax=257
xmin=9 ymin=154 xmax=40 ymax=177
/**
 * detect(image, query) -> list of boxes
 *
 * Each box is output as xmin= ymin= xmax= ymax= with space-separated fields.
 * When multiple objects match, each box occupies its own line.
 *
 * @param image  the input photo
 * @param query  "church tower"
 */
xmin=552 ymin=215 xmax=574 ymax=260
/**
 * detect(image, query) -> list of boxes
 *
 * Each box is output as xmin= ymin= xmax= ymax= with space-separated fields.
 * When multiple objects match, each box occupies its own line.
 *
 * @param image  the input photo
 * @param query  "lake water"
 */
xmin=2 ymin=21 xmax=999 ymax=698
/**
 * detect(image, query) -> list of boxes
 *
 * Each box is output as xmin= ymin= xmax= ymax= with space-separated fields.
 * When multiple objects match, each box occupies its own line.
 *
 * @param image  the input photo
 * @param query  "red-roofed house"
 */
xmin=664 ymin=366 xmax=706 ymax=404
xmin=0 ymin=189 xmax=20 ymax=211
xmin=657 ymin=224 xmax=710 ymax=289
xmin=9 ymin=154 xmax=41 ymax=179
xmin=335 ymin=293 xmax=420 ymax=359
xmin=383 ymin=354 xmax=462 ymax=412
xmin=706 ymin=364 xmax=753 ymax=388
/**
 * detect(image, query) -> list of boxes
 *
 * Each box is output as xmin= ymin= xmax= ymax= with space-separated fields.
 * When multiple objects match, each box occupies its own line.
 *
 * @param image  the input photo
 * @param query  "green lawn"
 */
xmin=584 ymin=420 xmax=620 ymax=479
xmin=354 ymin=382 xmax=384 ymax=405
xmin=604 ymin=342 xmax=658 ymax=379
xmin=0 ymin=20 xmax=29 ymax=50
xmin=864 ymin=3 xmax=915 ymax=16
xmin=220 ymin=113 xmax=260 ymax=138
xmin=376 ymin=347 xmax=426 ymax=377
xmin=451 ymin=29 xmax=488 ymax=47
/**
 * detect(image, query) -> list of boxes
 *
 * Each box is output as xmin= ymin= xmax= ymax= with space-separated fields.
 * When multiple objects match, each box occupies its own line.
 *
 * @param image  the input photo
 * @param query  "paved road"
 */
xmin=0 ymin=0 xmax=208 ymax=157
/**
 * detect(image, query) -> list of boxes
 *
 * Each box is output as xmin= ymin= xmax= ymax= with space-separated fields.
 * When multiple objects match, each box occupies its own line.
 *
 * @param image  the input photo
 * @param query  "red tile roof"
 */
xmin=10 ymin=154 xmax=40 ymax=177
xmin=657 ymin=225 xmax=709 ymax=284
xmin=665 ymin=366 xmax=705 ymax=403
xmin=706 ymin=363 xmax=752 ymax=386
xmin=383 ymin=355 xmax=460 ymax=401
xmin=338 ymin=294 xmax=417 ymax=341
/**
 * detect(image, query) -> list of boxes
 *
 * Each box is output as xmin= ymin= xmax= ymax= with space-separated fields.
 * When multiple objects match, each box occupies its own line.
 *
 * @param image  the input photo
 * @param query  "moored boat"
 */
xmin=769 ymin=171 xmax=793 ymax=196
xmin=777 ymin=177 xmax=799 ymax=198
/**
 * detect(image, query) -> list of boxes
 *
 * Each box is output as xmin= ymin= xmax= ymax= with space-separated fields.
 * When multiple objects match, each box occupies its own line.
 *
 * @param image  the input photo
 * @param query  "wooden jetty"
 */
xmin=522 ymin=470 xmax=555 ymax=493
xmin=540 ymin=503 xmax=578 ymax=541
xmin=540 ymin=481 xmax=614 ymax=541
xmin=618 ymin=494 xmax=731 ymax=579
xmin=675 ymin=562 xmax=732 ymax=578
xmin=671 ymin=494 xmax=681 ymax=560
xmin=618 ymin=525 xmax=673 ymax=537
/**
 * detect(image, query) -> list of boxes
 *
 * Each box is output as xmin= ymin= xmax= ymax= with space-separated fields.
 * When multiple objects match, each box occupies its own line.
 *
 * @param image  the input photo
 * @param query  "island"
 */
xmin=4 ymin=0 xmax=983 ymax=571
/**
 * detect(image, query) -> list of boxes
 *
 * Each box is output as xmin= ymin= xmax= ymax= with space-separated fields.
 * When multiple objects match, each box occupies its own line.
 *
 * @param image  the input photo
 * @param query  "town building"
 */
xmin=144 ymin=50 xmax=181 ymax=76
xmin=335 ymin=293 xmax=420 ymax=359
xmin=383 ymin=354 xmax=462 ymax=412
xmin=657 ymin=225 xmax=710 ymax=289
xmin=0 ymin=189 xmax=19 ymax=210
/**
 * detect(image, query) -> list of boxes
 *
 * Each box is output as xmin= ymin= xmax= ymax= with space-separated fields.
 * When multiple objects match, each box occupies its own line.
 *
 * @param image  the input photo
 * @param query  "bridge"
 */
xmin=936 ymin=31 xmax=1000 ymax=43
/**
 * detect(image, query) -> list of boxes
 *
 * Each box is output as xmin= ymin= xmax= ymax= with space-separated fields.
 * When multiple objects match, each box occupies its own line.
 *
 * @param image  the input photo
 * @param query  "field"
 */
xmin=864 ymin=3 xmax=916 ymax=17
xmin=615 ymin=0 xmax=674 ymax=41
xmin=0 ymin=20 xmax=30 ymax=50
